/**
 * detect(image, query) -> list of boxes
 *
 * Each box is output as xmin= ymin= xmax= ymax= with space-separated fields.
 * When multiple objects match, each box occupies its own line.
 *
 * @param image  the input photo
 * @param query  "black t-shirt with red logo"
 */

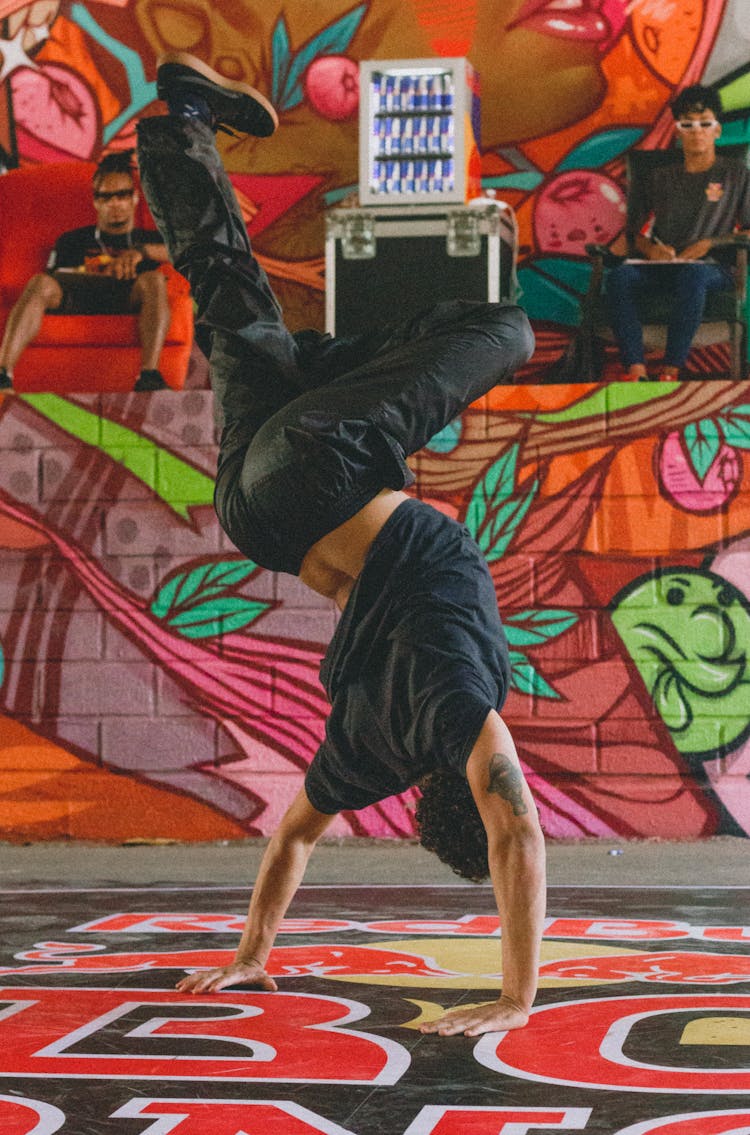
xmin=630 ymin=155 xmax=750 ymax=260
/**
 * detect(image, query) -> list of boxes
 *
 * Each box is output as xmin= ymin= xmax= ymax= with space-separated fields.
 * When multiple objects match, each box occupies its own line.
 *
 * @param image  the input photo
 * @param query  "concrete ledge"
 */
xmin=0 ymin=836 xmax=747 ymax=888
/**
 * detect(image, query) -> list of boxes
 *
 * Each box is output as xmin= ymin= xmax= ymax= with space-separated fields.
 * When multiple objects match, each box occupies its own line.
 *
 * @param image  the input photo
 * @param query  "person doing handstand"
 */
xmin=136 ymin=53 xmax=544 ymax=1038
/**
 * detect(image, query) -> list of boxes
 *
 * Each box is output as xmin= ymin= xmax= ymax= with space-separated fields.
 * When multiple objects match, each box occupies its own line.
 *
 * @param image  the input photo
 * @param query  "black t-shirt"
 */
xmin=47 ymin=226 xmax=162 ymax=272
xmin=629 ymin=155 xmax=750 ymax=260
xmin=304 ymin=499 xmax=511 ymax=814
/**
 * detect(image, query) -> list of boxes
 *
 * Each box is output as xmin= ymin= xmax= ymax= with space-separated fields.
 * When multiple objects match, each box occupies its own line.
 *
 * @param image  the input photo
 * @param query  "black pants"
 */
xmin=136 ymin=116 xmax=535 ymax=575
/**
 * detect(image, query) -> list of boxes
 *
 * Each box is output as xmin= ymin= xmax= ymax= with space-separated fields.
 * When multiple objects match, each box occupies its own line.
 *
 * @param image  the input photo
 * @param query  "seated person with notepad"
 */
xmin=607 ymin=84 xmax=750 ymax=381
xmin=0 ymin=150 xmax=173 ymax=392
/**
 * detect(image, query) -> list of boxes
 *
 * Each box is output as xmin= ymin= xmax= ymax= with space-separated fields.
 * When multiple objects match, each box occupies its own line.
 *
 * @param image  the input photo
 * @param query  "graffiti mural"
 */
xmin=1 ymin=0 xmax=750 ymax=841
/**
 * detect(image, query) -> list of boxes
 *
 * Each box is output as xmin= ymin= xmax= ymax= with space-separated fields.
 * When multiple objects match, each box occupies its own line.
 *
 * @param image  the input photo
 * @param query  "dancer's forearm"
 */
xmin=487 ymin=823 xmax=546 ymax=1014
xmin=175 ymin=787 xmax=334 ymax=994
xmin=235 ymin=817 xmax=327 ymax=966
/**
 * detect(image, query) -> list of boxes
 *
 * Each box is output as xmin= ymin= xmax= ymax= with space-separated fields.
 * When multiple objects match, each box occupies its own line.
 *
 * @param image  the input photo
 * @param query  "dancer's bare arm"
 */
xmin=176 ymin=788 xmax=335 ymax=993
xmin=420 ymin=711 xmax=545 ymax=1036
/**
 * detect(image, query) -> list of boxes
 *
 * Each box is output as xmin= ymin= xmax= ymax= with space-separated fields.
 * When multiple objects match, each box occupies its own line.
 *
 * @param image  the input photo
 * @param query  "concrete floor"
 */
xmin=1 ymin=836 xmax=747 ymax=887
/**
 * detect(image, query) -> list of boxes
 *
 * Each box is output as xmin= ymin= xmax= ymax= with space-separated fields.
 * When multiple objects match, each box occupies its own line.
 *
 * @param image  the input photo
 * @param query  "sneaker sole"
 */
xmin=156 ymin=52 xmax=278 ymax=137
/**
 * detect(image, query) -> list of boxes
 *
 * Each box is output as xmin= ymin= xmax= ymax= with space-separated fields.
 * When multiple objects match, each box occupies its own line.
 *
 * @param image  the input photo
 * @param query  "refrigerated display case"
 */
xmin=358 ymin=57 xmax=481 ymax=206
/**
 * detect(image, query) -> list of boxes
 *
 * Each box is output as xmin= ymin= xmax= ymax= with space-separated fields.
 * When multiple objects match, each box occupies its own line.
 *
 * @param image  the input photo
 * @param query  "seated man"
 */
xmin=0 ymin=150 xmax=173 ymax=392
xmin=607 ymin=84 xmax=750 ymax=381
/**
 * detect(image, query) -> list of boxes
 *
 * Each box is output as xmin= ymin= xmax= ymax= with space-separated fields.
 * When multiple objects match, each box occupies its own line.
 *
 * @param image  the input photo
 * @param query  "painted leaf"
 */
xmin=683 ymin=418 xmax=721 ymax=483
xmin=503 ymin=608 xmax=578 ymax=646
xmin=271 ymin=16 xmax=293 ymax=107
xmin=718 ymin=404 xmax=750 ymax=450
xmin=516 ymin=262 xmax=591 ymax=325
xmin=508 ymin=650 xmax=561 ymax=699
xmin=481 ymin=489 xmax=539 ymax=563
xmin=273 ymin=4 xmax=367 ymax=111
xmin=556 ymin=127 xmax=644 ymax=172
xmin=166 ymin=597 xmax=271 ymax=639
xmin=716 ymin=63 xmax=750 ymax=120
xmin=151 ymin=560 xmax=258 ymax=620
xmin=173 ymin=561 xmax=258 ymax=608
xmin=483 ymin=172 xmax=544 ymax=192
xmin=424 ymin=418 xmax=462 ymax=454
xmin=467 ymin=445 xmax=539 ymax=562
xmin=466 ymin=444 xmax=518 ymax=542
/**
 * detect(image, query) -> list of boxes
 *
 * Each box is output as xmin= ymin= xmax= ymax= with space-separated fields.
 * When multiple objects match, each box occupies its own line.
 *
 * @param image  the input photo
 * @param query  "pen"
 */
xmin=651 ymin=233 xmax=676 ymax=258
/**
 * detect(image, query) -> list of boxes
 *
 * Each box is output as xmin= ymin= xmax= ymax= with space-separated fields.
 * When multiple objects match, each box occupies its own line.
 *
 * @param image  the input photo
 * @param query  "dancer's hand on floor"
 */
xmin=419 ymin=995 xmax=529 ymax=1037
xmin=176 ymin=961 xmax=278 ymax=994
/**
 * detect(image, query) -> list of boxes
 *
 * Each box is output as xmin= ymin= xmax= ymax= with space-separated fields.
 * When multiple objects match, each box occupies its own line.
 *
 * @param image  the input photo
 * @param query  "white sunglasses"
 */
xmin=676 ymin=118 xmax=719 ymax=132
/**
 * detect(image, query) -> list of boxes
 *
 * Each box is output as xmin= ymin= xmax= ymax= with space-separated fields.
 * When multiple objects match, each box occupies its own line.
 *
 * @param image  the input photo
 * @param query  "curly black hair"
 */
xmin=415 ymin=767 xmax=489 ymax=883
xmin=671 ymin=84 xmax=722 ymax=122
xmin=93 ymin=149 xmax=136 ymax=190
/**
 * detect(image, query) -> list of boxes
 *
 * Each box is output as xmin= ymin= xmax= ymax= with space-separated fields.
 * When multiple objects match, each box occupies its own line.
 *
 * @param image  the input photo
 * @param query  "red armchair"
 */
xmin=0 ymin=161 xmax=194 ymax=392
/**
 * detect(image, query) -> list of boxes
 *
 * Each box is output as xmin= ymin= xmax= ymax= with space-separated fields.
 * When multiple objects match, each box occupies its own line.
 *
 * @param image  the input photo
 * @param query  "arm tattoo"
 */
xmin=487 ymin=753 xmax=528 ymax=816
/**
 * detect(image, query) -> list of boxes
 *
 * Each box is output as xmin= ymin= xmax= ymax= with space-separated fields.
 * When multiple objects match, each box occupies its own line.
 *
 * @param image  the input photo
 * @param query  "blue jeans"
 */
xmin=606 ymin=260 xmax=733 ymax=369
xmin=135 ymin=115 xmax=534 ymax=575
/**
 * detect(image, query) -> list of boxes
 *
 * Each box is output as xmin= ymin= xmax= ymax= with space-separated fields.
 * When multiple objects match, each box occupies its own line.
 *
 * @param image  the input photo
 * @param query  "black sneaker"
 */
xmin=157 ymin=52 xmax=278 ymax=138
xmin=0 ymin=368 xmax=13 ymax=391
xmin=134 ymin=369 xmax=169 ymax=391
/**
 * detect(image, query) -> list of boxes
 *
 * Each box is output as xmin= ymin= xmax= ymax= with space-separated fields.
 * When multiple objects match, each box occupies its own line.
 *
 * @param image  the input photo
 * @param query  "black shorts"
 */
xmin=51 ymin=271 xmax=136 ymax=315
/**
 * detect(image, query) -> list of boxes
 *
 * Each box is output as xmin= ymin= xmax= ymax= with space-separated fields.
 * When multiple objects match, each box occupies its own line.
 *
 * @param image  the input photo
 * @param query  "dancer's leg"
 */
xmin=136 ymin=114 xmax=304 ymax=444
xmin=240 ymin=300 xmax=534 ymax=577
xmin=269 ymin=300 xmax=534 ymax=468
xmin=137 ymin=59 xmax=534 ymax=579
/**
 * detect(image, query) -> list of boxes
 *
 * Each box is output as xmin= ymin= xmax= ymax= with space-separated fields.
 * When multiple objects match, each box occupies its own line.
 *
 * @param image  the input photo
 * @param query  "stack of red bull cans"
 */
xmin=359 ymin=59 xmax=480 ymax=205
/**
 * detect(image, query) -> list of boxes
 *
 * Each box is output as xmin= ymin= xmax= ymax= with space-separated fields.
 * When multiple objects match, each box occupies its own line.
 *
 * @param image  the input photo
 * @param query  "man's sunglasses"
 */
xmin=94 ymin=189 xmax=135 ymax=202
xmin=676 ymin=118 xmax=718 ymax=132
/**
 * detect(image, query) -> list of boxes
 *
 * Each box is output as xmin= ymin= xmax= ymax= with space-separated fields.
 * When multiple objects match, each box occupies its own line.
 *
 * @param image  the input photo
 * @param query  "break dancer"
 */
xmin=137 ymin=54 xmax=545 ymax=1038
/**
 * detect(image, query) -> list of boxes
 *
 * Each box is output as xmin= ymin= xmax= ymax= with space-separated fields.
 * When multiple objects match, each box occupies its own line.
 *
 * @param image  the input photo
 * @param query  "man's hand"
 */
xmin=647 ymin=241 xmax=677 ymax=261
xmin=175 ymin=960 xmax=278 ymax=995
xmin=419 ymin=996 xmax=529 ymax=1037
xmin=678 ymin=238 xmax=713 ymax=260
xmin=104 ymin=248 xmax=144 ymax=280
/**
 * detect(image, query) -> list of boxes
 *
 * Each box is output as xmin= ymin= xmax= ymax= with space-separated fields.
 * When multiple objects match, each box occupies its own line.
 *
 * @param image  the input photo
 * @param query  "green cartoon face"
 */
xmin=611 ymin=568 xmax=750 ymax=757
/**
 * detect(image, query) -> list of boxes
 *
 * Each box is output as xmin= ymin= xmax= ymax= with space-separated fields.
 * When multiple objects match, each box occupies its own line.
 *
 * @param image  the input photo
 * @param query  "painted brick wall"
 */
xmin=2 ymin=0 xmax=749 ymax=841
xmin=1 ymin=376 xmax=748 ymax=841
